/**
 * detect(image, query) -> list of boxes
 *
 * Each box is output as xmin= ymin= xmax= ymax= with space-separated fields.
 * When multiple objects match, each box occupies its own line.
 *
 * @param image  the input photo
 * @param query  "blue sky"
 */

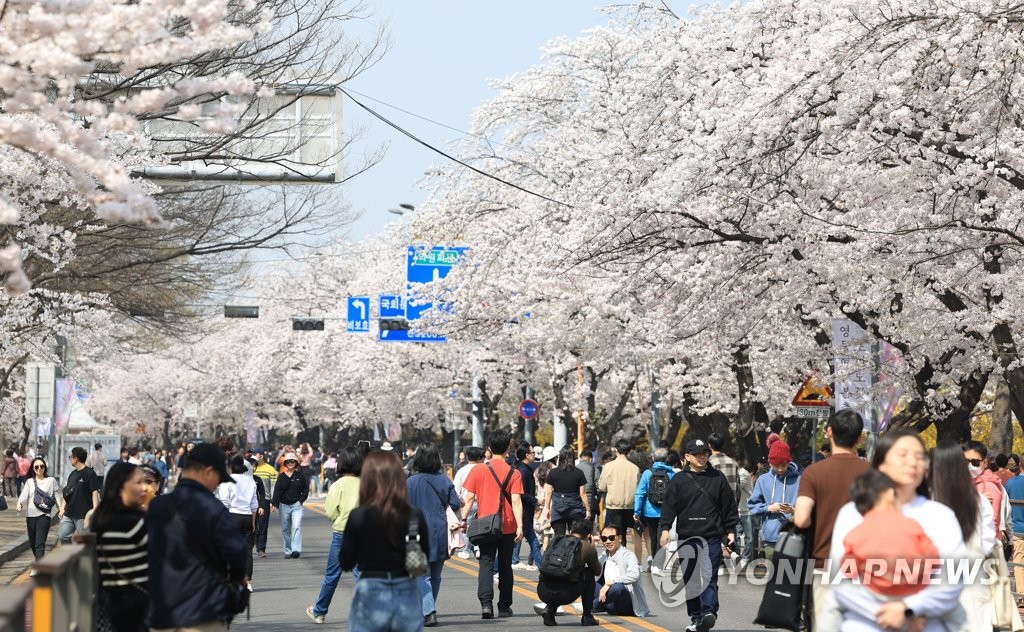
xmin=340 ymin=1 xmax=619 ymax=239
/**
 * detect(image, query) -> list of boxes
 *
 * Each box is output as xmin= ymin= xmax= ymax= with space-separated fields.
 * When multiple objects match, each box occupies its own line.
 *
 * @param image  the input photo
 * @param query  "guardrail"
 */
xmin=0 ymin=533 xmax=98 ymax=632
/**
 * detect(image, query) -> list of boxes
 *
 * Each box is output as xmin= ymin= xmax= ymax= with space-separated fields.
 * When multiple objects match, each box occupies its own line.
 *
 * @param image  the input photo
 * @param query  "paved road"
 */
xmin=244 ymin=501 xmax=769 ymax=631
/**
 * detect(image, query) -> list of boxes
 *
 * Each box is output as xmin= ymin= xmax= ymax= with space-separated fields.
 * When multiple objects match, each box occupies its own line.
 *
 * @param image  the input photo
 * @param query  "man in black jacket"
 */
xmin=511 ymin=443 xmax=541 ymax=569
xmin=658 ymin=439 xmax=737 ymax=632
xmin=147 ymin=443 xmax=248 ymax=630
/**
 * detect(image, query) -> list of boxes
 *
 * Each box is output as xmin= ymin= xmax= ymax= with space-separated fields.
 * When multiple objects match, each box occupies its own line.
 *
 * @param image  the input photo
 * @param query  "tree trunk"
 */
xmin=935 ymin=368 xmax=990 ymax=443
xmin=989 ymin=376 xmax=1013 ymax=455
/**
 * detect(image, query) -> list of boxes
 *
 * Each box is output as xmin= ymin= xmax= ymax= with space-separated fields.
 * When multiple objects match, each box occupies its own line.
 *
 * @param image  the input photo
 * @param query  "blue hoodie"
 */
xmin=747 ymin=462 xmax=800 ymax=544
xmin=634 ymin=462 xmax=676 ymax=518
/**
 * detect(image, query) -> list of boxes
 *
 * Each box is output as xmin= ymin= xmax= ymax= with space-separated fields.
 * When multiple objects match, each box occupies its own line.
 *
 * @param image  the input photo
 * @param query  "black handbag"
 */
xmin=467 ymin=465 xmax=513 ymax=545
xmin=753 ymin=524 xmax=813 ymax=631
xmin=33 ymin=480 xmax=56 ymax=513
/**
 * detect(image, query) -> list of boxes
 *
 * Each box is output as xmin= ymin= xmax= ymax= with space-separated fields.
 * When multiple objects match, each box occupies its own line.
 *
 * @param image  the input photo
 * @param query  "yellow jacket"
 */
xmin=325 ymin=475 xmax=360 ymax=533
xmin=597 ymin=456 xmax=640 ymax=510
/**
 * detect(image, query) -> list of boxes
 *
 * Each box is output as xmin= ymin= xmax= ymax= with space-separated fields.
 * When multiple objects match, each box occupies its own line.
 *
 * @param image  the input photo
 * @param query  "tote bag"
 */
xmin=753 ymin=526 xmax=813 ymax=631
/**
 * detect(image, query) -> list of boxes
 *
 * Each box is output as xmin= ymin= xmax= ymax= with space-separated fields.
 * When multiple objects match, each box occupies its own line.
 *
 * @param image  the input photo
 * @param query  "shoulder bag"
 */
xmin=405 ymin=512 xmax=429 ymax=576
xmin=466 ymin=465 xmax=513 ymax=545
xmin=422 ymin=476 xmax=465 ymax=556
xmin=753 ymin=522 xmax=813 ymax=631
xmin=33 ymin=479 xmax=57 ymax=513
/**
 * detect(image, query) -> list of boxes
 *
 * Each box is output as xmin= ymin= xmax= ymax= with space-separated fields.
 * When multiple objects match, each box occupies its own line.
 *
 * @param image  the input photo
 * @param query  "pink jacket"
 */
xmin=974 ymin=468 xmax=1004 ymax=534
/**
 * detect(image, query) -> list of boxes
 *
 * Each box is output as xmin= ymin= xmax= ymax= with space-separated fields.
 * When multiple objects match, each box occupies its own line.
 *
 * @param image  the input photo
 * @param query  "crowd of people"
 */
xmin=8 ymin=410 xmax=1024 ymax=632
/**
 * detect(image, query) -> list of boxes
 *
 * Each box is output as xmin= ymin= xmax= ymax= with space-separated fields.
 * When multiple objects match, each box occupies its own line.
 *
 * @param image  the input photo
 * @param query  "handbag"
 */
xmin=0 ymin=496 xmax=8 ymax=511
xmin=33 ymin=480 xmax=57 ymax=513
xmin=753 ymin=524 xmax=813 ymax=632
xmin=989 ymin=545 xmax=1024 ymax=631
xmin=420 ymin=476 xmax=467 ymax=557
xmin=405 ymin=513 xmax=429 ymax=576
xmin=466 ymin=465 xmax=513 ymax=545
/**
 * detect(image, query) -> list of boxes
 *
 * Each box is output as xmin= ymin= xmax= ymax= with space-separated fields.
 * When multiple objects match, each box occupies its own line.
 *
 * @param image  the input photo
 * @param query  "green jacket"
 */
xmin=325 ymin=475 xmax=360 ymax=533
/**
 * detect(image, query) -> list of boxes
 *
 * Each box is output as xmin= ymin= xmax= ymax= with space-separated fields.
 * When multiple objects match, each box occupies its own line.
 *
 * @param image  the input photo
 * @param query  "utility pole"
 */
xmin=471 ymin=372 xmax=484 ymax=447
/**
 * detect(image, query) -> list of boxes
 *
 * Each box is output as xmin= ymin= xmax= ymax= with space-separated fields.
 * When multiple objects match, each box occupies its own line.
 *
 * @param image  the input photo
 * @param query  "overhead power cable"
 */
xmin=340 ymin=88 xmax=573 ymax=209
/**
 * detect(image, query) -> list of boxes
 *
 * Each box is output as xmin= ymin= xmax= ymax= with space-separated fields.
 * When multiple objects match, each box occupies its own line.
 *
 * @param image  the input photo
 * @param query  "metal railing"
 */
xmin=0 ymin=534 xmax=97 ymax=632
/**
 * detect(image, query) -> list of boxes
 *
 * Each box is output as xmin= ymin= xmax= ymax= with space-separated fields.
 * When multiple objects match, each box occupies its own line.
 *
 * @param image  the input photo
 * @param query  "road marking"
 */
xmin=443 ymin=556 xmax=672 ymax=631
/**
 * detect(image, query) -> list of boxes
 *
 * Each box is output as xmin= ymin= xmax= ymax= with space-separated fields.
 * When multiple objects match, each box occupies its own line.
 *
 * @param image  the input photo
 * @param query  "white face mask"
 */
xmin=968 ymin=464 xmax=984 ymax=478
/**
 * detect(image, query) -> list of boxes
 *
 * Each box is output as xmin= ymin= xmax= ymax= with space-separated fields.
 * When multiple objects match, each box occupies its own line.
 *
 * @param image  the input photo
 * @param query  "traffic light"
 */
xmin=379 ymin=318 xmax=410 ymax=331
xmin=292 ymin=317 xmax=325 ymax=331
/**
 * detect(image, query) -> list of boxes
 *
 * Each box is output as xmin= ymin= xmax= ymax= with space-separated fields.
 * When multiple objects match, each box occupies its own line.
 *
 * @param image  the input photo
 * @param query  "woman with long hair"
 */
xmin=543 ymin=445 xmax=589 ymax=536
xmin=92 ymin=462 xmax=149 ymax=632
xmin=216 ymin=455 xmax=259 ymax=589
xmin=341 ymin=450 xmax=429 ymax=632
xmin=407 ymin=444 xmax=462 ymax=627
xmin=830 ymin=430 xmax=966 ymax=631
xmin=929 ymin=439 xmax=995 ymax=631
xmin=16 ymin=457 xmax=62 ymax=561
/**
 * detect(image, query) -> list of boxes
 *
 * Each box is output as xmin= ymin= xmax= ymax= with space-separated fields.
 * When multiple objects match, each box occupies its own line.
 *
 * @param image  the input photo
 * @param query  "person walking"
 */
xmin=543 ymin=445 xmax=589 ymax=537
xmin=747 ymin=435 xmax=800 ymax=559
xmin=322 ymin=452 xmax=337 ymax=491
xmin=147 ymin=443 xmax=248 ymax=631
xmin=216 ymin=456 xmax=259 ymax=590
xmin=407 ymin=444 xmax=462 ymax=627
xmin=1006 ymin=457 xmax=1024 ymax=596
xmin=2 ymin=449 xmax=17 ymax=497
xmin=86 ymin=442 xmax=107 ymax=488
xmin=461 ymin=429 xmax=525 ymax=619
xmin=307 ymin=447 xmax=363 ymax=624
xmin=598 ymin=440 xmax=640 ymax=539
xmin=658 ymin=438 xmax=737 ymax=632
xmin=511 ymin=443 xmax=542 ymax=570
xmin=453 ymin=446 xmax=484 ymax=560
xmin=16 ymin=457 xmax=62 ymax=561
xmin=58 ymin=446 xmax=101 ymax=543
xmin=792 ymin=408 xmax=870 ymax=627
xmin=633 ymin=447 xmax=675 ymax=570
xmin=340 ymin=450 xmax=429 ymax=632
xmin=271 ymin=452 xmax=308 ymax=558
xmin=251 ymin=448 xmax=277 ymax=558
xmin=15 ymin=450 xmax=29 ymax=497
xmin=577 ymin=449 xmax=600 ymax=522
xmin=535 ymin=518 xmax=600 ymax=626
xmin=92 ymin=463 xmax=148 ymax=632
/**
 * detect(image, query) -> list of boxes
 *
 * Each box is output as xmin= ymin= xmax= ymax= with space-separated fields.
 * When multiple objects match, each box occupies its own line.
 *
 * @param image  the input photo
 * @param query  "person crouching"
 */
xmin=536 ymin=519 xmax=600 ymax=627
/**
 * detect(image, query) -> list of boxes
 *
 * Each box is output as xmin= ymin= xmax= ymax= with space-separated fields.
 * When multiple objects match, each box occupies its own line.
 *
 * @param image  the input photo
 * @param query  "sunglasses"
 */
xmin=32 ymin=465 xmax=44 ymax=470
xmin=285 ymin=460 xmax=298 ymax=465
xmin=599 ymin=535 xmax=617 ymax=542
xmin=967 ymin=458 xmax=985 ymax=467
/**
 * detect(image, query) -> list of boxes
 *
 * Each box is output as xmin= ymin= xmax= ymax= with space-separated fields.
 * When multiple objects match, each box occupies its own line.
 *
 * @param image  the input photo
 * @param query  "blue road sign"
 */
xmin=346 ymin=297 xmax=371 ymax=333
xmin=378 ymin=294 xmax=445 ymax=343
xmin=406 ymin=246 xmax=468 ymax=321
xmin=519 ymin=399 xmax=539 ymax=420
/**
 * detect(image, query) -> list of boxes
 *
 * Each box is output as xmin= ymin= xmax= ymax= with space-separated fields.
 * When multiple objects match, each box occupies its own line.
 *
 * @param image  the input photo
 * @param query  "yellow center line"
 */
xmin=444 ymin=556 xmax=663 ymax=632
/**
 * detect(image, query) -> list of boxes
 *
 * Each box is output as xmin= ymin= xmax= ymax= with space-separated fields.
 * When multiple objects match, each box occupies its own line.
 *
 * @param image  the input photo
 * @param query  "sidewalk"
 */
xmin=0 ymin=502 xmax=30 ymax=569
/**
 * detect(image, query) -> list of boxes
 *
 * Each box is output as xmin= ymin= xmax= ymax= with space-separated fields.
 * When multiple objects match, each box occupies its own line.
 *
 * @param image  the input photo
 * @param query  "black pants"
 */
xmin=231 ymin=513 xmax=255 ymax=579
xmin=103 ymin=584 xmax=148 ymax=632
xmin=255 ymin=498 xmax=270 ymax=552
xmin=642 ymin=516 xmax=663 ymax=557
xmin=26 ymin=515 xmax=51 ymax=560
xmin=477 ymin=534 xmax=515 ymax=609
xmin=538 ymin=569 xmax=595 ymax=614
xmin=604 ymin=509 xmax=636 ymax=537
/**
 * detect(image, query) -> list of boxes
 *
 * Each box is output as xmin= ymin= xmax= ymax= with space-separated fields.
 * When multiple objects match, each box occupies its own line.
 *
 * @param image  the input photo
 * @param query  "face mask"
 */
xmin=968 ymin=464 xmax=984 ymax=478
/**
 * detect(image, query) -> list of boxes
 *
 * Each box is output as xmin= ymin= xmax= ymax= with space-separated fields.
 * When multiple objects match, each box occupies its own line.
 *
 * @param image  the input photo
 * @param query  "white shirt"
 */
xmin=215 ymin=474 xmax=259 ymax=515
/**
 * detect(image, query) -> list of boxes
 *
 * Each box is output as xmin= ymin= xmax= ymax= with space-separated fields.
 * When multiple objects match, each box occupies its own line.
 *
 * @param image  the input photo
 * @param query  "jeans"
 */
xmin=26 ymin=515 xmax=51 ymax=560
xmin=477 ymin=534 xmax=515 ymax=608
xmin=279 ymin=502 xmax=303 ymax=554
xmin=737 ymin=514 xmax=754 ymax=561
xmin=511 ymin=518 xmax=542 ymax=566
xmin=418 ymin=559 xmax=445 ymax=615
xmin=641 ymin=516 xmax=663 ymax=557
xmin=314 ymin=531 xmax=360 ymax=617
xmin=57 ymin=515 xmax=86 ymax=544
xmin=593 ymin=582 xmax=634 ymax=616
xmin=349 ymin=577 xmax=423 ymax=632
xmin=680 ymin=536 xmax=722 ymax=623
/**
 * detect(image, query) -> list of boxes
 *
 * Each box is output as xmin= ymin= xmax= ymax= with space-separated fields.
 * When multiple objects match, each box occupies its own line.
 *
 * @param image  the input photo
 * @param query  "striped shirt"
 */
xmin=95 ymin=510 xmax=148 ymax=589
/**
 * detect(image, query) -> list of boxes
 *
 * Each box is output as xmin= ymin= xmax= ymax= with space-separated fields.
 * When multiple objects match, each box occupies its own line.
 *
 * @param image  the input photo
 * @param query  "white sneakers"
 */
xmin=305 ymin=605 xmax=325 ymax=624
xmin=511 ymin=562 xmax=537 ymax=571
xmin=456 ymin=549 xmax=473 ymax=559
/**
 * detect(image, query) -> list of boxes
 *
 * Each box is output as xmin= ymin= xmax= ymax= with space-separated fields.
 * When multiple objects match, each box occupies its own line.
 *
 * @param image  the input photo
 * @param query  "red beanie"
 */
xmin=768 ymin=439 xmax=791 ymax=465
xmin=766 ymin=433 xmax=781 ymax=449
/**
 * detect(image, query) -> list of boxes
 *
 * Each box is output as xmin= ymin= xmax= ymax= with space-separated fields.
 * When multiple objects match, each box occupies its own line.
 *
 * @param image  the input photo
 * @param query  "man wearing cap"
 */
xmin=658 ymin=439 xmax=738 ymax=632
xmin=271 ymin=451 xmax=309 ymax=558
xmin=147 ymin=443 xmax=248 ymax=631
xmin=251 ymin=448 xmax=277 ymax=558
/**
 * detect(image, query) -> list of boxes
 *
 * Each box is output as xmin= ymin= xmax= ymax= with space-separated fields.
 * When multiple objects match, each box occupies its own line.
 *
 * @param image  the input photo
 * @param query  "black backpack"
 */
xmin=539 ymin=534 xmax=583 ymax=581
xmin=647 ymin=469 xmax=670 ymax=506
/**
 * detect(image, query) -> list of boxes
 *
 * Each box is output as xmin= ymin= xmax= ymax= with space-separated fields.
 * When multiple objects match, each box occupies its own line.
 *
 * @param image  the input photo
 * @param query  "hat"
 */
xmin=380 ymin=442 xmax=394 ymax=452
xmin=283 ymin=452 xmax=299 ymax=463
xmin=766 ymin=433 xmax=782 ymax=449
xmin=252 ymin=447 xmax=265 ymax=455
xmin=542 ymin=446 xmax=558 ymax=462
xmin=186 ymin=443 xmax=232 ymax=484
xmin=533 ymin=446 xmax=543 ymax=460
xmin=684 ymin=439 xmax=711 ymax=455
xmin=768 ymin=439 xmax=791 ymax=466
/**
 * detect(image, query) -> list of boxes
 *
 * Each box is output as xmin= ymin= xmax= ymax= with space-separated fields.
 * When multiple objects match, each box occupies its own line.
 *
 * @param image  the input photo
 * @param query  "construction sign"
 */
xmin=792 ymin=374 xmax=832 ymax=407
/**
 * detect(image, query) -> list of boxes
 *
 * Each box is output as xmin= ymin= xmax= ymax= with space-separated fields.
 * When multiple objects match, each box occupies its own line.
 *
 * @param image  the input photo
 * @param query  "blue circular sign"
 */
xmin=519 ymin=399 xmax=539 ymax=420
